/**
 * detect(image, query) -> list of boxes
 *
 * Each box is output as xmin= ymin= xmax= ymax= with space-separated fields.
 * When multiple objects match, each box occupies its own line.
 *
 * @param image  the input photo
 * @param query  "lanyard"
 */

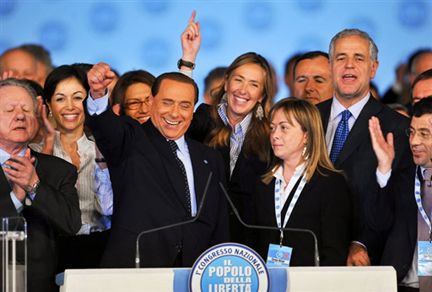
xmin=274 ymin=172 xmax=307 ymax=246
xmin=415 ymin=166 xmax=432 ymax=241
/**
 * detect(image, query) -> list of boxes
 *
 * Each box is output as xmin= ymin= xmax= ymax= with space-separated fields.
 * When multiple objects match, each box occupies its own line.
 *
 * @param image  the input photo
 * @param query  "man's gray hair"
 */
xmin=0 ymin=78 xmax=38 ymax=113
xmin=329 ymin=29 xmax=378 ymax=64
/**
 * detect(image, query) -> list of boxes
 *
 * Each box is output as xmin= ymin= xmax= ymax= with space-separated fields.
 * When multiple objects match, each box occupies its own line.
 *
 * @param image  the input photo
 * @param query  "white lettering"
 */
xmin=209 ymin=267 xmax=216 ymax=277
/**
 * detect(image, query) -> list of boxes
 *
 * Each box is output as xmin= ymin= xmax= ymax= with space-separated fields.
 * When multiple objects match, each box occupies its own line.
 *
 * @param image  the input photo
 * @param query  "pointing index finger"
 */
xmin=188 ymin=10 xmax=196 ymax=24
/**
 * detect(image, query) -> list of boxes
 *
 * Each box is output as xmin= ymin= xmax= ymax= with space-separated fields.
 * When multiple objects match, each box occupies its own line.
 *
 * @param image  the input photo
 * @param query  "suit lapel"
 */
xmin=335 ymin=97 xmax=382 ymax=167
xmin=143 ymin=123 xmax=190 ymax=212
xmin=31 ymin=151 xmax=45 ymax=182
xmin=317 ymin=99 xmax=332 ymax=134
xmin=186 ymin=137 xmax=212 ymax=207
xmin=0 ymin=165 xmax=11 ymax=193
xmin=219 ymin=145 xmax=231 ymax=180
xmin=257 ymin=179 xmax=278 ymax=226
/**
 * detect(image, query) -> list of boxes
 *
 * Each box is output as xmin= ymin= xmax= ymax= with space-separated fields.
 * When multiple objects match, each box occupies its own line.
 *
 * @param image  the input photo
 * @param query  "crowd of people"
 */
xmin=1 ymin=11 xmax=432 ymax=292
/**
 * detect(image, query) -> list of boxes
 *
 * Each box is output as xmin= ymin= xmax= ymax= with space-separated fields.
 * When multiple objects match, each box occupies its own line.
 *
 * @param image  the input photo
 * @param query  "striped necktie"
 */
xmin=168 ymin=140 xmax=191 ymax=215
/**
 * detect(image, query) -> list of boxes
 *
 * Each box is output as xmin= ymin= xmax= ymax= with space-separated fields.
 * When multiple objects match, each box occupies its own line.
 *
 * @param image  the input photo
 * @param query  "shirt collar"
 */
xmin=420 ymin=166 xmax=430 ymax=180
xmin=330 ymin=92 xmax=371 ymax=122
xmin=76 ymin=132 xmax=92 ymax=149
xmin=273 ymin=162 xmax=306 ymax=181
xmin=54 ymin=131 xmax=91 ymax=149
xmin=0 ymin=148 xmax=26 ymax=166
xmin=218 ymin=102 xmax=253 ymax=135
xmin=170 ymin=135 xmax=187 ymax=155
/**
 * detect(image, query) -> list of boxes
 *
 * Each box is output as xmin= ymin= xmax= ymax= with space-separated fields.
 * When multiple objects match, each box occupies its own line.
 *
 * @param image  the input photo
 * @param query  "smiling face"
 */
xmin=409 ymin=114 xmax=432 ymax=168
xmin=47 ymin=77 xmax=86 ymax=134
xmin=331 ymin=35 xmax=379 ymax=104
xmin=294 ymin=56 xmax=333 ymax=104
xmin=150 ymin=79 xmax=195 ymax=140
xmin=124 ymin=82 xmax=153 ymax=124
xmin=224 ymin=63 xmax=264 ymax=126
xmin=270 ymin=109 xmax=308 ymax=165
xmin=0 ymin=85 xmax=36 ymax=152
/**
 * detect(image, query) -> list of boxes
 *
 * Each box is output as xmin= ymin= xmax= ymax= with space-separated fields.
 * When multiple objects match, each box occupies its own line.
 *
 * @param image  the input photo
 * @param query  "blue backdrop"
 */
xmin=1 ymin=0 xmax=431 ymax=104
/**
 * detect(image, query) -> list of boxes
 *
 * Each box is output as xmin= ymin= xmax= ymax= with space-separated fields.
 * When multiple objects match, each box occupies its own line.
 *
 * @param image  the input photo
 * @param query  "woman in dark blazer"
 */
xmin=187 ymin=52 xmax=276 ymax=244
xmin=248 ymin=98 xmax=350 ymax=266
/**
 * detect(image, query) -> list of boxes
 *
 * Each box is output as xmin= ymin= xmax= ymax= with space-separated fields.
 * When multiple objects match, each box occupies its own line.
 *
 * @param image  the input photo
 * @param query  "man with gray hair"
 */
xmin=316 ymin=29 xmax=413 ymax=266
xmin=0 ymin=78 xmax=81 ymax=292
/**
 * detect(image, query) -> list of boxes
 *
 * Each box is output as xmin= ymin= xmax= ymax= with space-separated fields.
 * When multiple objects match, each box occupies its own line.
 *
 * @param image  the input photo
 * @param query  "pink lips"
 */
xmin=342 ymin=74 xmax=357 ymax=82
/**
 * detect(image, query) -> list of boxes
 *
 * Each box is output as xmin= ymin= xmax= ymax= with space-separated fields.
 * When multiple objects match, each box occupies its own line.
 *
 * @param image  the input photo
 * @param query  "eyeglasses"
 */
xmin=405 ymin=128 xmax=432 ymax=140
xmin=124 ymin=98 xmax=150 ymax=110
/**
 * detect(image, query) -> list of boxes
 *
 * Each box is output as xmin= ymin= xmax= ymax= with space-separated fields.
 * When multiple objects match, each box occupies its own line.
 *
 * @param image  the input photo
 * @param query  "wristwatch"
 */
xmin=177 ymin=59 xmax=195 ymax=70
xmin=26 ymin=179 xmax=40 ymax=195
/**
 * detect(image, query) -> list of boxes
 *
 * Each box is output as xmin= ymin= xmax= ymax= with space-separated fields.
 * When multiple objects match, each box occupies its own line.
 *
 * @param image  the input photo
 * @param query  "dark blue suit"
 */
xmin=86 ymin=107 xmax=229 ymax=268
xmin=365 ymin=164 xmax=417 ymax=283
xmin=316 ymin=96 xmax=413 ymax=262
xmin=0 ymin=151 xmax=81 ymax=292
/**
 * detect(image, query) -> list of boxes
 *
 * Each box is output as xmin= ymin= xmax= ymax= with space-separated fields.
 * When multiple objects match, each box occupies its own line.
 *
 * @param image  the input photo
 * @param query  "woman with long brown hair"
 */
xmin=188 ymin=52 xmax=276 ymax=243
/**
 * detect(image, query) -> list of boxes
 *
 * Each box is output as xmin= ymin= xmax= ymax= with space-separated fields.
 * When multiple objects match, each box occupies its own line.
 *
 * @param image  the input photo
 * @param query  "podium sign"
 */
xmin=189 ymin=243 xmax=270 ymax=292
xmin=1 ymin=217 xmax=27 ymax=292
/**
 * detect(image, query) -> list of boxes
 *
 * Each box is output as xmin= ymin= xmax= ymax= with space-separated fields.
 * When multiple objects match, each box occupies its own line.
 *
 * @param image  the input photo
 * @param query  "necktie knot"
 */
xmin=341 ymin=110 xmax=352 ymax=122
xmin=168 ymin=140 xmax=178 ymax=153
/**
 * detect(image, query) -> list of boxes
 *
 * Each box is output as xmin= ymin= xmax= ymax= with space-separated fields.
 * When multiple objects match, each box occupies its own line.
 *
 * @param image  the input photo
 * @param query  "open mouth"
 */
xmin=164 ymin=118 xmax=181 ymax=126
xmin=62 ymin=114 xmax=79 ymax=120
xmin=234 ymin=96 xmax=248 ymax=103
xmin=137 ymin=116 xmax=150 ymax=122
xmin=342 ymin=74 xmax=357 ymax=82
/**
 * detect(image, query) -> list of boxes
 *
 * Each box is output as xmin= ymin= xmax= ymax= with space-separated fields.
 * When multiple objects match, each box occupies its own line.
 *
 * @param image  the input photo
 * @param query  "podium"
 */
xmin=59 ymin=266 xmax=397 ymax=292
xmin=1 ymin=217 xmax=27 ymax=292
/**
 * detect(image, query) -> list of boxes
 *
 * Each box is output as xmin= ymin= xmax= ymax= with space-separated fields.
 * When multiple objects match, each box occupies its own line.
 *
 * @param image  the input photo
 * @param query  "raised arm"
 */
xmin=369 ymin=116 xmax=395 ymax=175
xmin=179 ymin=10 xmax=201 ymax=72
xmin=88 ymin=62 xmax=116 ymax=100
xmin=31 ymin=96 xmax=56 ymax=154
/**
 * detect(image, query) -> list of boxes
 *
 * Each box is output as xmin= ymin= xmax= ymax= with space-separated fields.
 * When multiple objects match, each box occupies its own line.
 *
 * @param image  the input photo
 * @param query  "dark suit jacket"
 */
xmin=0 ymin=150 xmax=81 ymax=292
xmin=248 ymin=167 xmax=350 ymax=266
xmin=316 ymin=96 xmax=413 ymax=261
xmin=86 ymin=107 xmax=229 ymax=268
xmin=366 ymin=163 xmax=417 ymax=283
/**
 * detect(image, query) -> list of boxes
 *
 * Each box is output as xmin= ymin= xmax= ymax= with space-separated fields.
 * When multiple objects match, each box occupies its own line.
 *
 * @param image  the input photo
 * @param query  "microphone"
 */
xmin=135 ymin=172 xmax=213 ymax=268
xmin=218 ymin=182 xmax=320 ymax=267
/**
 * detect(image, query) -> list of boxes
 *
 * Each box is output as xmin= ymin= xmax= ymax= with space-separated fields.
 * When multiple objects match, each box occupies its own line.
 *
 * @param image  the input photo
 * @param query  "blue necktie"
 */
xmin=330 ymin=110 xmax=352 ymax=165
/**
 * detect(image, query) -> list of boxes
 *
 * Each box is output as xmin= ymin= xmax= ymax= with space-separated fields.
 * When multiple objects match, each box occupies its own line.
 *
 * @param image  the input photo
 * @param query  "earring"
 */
xmin=302 ymin=145 xmax=307 ymax=157
xmin=49 ymin=111 xmax=53 ymax=117
xmin=256 ymin=103 xmax=264 ymax=120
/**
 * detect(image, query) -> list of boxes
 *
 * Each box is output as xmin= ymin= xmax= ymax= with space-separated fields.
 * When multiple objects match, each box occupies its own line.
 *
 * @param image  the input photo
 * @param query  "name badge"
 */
xmin=418 ymin=241 xmax=432 ymax=277
xmin=266 ymin=243 xmax=292 ymax=267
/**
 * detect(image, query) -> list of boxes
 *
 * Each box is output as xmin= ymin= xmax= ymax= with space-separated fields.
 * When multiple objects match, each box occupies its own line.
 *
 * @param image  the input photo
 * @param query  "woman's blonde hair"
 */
xmin=205 ymin=52 xmax=275 ymax=163
xmin=262 ymin=98 xmax=339 ymax=184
